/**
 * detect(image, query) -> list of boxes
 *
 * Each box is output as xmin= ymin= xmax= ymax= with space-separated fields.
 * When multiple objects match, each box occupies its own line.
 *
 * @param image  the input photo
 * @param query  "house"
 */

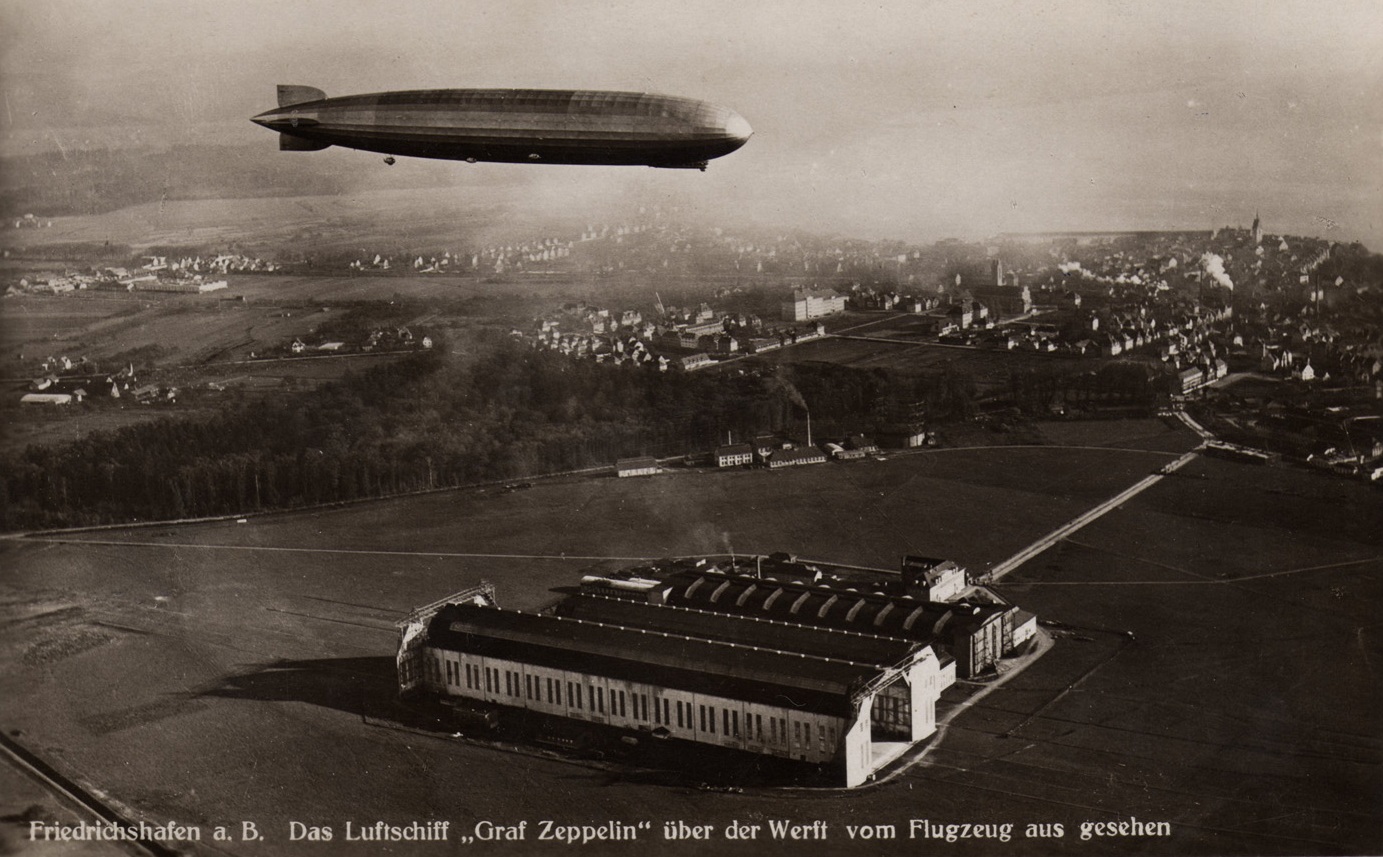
xmin=715 ymin=443 xmax=754 ymax=467
xmin=945 ymin=303 xmax=974 ymax=330
xmin=615 ymin=457 xmax=660 ymax=478
xmin=751 ymin=435 xmax=779 ymax=463
xmin=744 ymin=336 xmax=782 ymax=354
xmin=901 ymin=557 xmax=967 ymax=602
xmin=678 ymin=353 xmax=713 ymax=371
xmin=1175 ymin=367 xmax=1205 ymax=395
xmin=846 ymin=435 xmax=879 ymax=455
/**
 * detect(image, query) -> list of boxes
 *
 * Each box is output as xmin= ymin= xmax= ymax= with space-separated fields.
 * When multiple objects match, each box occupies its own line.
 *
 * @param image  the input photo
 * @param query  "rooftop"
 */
xmin=427 ymin=602 xmax=931 ymax=714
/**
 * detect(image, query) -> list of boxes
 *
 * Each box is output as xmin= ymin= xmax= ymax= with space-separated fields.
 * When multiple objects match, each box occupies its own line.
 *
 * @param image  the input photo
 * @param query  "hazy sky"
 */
xmin=2 ymin=0 xmax=1380 ymax=244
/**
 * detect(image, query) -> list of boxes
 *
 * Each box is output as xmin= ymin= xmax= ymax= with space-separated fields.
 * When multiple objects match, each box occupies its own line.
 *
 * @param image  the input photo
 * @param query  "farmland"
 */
xmin=1 ymin=421 xmax=1378 ymax=856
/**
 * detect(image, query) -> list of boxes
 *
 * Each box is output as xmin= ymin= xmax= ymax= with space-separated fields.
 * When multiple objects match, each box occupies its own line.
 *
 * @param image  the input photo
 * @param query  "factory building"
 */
xmin=640 ymin=567 xmax=1017 ymax=678
xmin=397 ymin=583 xmax=953 ymax=787
xmin=780 ymin=288 xmax=846 ymax=322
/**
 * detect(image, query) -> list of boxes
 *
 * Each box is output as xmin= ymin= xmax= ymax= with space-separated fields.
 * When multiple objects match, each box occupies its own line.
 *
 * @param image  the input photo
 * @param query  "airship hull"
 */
xmin=252 ymin=88 xmax=752 ymax=169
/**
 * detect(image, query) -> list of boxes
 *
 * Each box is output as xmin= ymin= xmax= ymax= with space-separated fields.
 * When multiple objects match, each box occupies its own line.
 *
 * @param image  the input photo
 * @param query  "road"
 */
xmin=983 ymin=445 xmax=1203 ymax=581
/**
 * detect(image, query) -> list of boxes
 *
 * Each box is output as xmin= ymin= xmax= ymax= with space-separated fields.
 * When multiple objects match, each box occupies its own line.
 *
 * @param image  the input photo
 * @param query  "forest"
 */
xmin=0 ymin=334 xmax=990 ymax=530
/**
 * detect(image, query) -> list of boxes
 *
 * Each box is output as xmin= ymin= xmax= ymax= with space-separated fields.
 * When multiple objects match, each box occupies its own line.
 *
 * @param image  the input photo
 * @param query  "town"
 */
xmin=7 ymin=214 xmax=1381 ymax=485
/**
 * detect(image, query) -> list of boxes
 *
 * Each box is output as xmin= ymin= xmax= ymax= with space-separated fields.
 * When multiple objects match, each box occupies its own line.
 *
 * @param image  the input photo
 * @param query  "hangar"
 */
xmin=397 ymin=582 xmax=954 ymax=787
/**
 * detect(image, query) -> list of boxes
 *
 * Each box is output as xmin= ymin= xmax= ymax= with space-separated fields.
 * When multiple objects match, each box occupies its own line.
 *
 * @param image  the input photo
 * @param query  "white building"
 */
xmin=781 ymin=289 xmax=846 ymax=322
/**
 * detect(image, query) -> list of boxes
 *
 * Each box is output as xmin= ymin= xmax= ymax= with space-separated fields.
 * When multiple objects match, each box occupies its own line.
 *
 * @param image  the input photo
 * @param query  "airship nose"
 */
xmin=724 ymin=111 xmax=753 ymax=145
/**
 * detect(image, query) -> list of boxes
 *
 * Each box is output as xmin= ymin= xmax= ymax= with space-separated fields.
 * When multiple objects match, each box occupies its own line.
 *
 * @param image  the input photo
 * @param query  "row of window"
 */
xmin=434 ymin=650 xmax=838 ymax=755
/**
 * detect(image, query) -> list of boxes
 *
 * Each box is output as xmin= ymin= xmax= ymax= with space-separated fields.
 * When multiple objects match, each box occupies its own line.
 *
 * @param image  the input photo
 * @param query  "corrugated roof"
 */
xmin=554 ymin=593 xmax=924 ymax=667
xmin=663 ymin=570 xmax=1008 ymax=643
xmin=426 ymin=603 xmax=912 ymax=715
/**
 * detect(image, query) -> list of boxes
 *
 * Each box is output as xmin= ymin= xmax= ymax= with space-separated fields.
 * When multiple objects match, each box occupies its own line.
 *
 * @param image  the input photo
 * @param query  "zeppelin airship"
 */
xmin=252 ymin=85 xmax=752 ymax=171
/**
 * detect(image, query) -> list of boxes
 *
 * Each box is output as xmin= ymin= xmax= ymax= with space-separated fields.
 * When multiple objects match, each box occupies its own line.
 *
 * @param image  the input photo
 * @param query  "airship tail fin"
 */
xmin=277 ymin=85 xmax=326 ymax=108
xmin=280 ymin=134 xmax=331 ymax=152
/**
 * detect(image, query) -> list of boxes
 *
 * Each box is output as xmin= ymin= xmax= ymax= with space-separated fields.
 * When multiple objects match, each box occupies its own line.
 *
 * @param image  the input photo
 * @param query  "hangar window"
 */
xmin=663 ymin=698 xmax=670 ymax=726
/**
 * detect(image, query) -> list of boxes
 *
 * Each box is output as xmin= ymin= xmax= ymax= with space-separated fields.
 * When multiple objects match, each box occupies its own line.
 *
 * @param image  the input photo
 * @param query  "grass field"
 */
xmin=0 ymin=273 xmax=508 ymax=455
xmin=756 ymin=334 xmax=1089 ymax=389
xmin=2 ymin=419 xmax=1377 ymax=856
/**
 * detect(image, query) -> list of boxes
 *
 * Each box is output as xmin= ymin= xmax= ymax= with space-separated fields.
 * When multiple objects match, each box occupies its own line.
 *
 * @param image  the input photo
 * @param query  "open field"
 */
xmin=0 ymin=273 xmax=503 ymax=455
xmin=755 ymin=334 xmax=1089 ymax=388
xmin=2 ymin=419 xmax=1378 ymax=856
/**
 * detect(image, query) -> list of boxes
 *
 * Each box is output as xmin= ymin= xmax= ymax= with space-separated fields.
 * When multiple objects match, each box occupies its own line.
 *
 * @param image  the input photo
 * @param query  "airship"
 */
xmin=252 ymin=85 xmax=752 ymax=171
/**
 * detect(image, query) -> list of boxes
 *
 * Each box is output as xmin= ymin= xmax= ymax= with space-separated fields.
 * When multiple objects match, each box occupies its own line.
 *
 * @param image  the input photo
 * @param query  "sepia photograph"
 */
xmin=1 ymin=1 xmax=1380 ymax=854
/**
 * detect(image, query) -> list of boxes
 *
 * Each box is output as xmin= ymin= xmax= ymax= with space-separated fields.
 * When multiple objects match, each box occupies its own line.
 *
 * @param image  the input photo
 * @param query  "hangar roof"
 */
xmin=554 ymin=593 xmax=920 ymax=667
xmin=661 ymin=570 xmax=1008 ymax=642
xmin=426 ymin=602 xmax=928 ymax=716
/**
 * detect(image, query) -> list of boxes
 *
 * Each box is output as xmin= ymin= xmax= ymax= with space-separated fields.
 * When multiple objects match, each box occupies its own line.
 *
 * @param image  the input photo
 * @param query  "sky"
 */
xmin=2 ymin=0 xmax=1380 ymax=244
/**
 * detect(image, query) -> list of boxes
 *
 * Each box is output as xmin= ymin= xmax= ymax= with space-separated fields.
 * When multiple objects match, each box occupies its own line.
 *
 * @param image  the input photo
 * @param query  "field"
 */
xmin=0 ymin=272 xmax=524 ymax=456
xmin=754 ymin=324 xmax=1089 ymax=390
xmin=1 ymin=418 xmax=1378 ymax=856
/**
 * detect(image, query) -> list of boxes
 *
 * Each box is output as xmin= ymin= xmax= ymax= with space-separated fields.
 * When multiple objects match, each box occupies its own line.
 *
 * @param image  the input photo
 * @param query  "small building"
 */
xmin=715 ymin=443 xmax=754 ymax=467
xmin=751 ymin=435 xmax=779 ymax=463
xmin=1012 ymin=610 xmax=1038 ymax=646
xmin=881 ymin=428 xmax=928 ymax=448
xmin=20 ymin=392 xmax=73 ymax=405
xmin=614 ymin=457 xmax=660 ymax=478
xmin=1175 ymin=366 xmax=1205 ymax=395
xmin=901 ymin=556 xmax=967 ymax=603
xmin=827 ymin=443 xmax=866 ymax=461
xmin=766 ymin=447 xmax=828 ymax=469
xmin=846 ymin=435 xmax=879 ymax=455
xmin=678 ymin=353 xmax=713 ymax=371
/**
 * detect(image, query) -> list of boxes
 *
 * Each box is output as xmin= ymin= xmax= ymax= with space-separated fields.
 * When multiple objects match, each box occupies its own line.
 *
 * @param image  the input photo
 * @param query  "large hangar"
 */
xmin=397 ymin=584 xmax=954 ymax=787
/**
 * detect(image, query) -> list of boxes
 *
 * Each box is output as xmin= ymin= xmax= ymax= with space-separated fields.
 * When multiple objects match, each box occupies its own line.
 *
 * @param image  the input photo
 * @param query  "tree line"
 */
xmin=0 ymin=336 xmax=986 ymax=530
